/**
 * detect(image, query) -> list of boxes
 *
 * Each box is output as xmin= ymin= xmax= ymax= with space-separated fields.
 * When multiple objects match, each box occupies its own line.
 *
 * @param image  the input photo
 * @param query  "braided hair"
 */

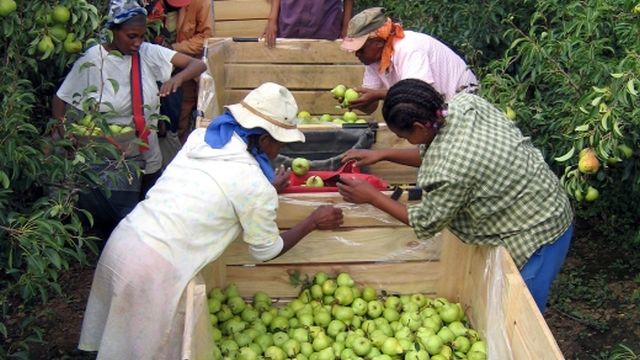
xmin=382 ymin=79 xmax=445 ymax=132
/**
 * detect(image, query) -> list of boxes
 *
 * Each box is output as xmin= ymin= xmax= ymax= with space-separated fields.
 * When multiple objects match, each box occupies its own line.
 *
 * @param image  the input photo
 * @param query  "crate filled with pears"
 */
xmin=206 ymin=271 xmax=486 ymax=360
xmin=181 ymin=228 xmax=563 ymax=360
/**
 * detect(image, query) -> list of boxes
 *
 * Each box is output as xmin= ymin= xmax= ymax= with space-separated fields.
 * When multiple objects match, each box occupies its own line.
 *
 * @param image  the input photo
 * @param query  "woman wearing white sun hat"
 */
xmin=78 ymin=82 xmax=344 ymax=359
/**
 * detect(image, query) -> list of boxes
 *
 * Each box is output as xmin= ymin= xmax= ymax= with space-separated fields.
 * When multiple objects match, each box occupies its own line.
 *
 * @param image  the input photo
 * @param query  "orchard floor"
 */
xmin=22 ymin=224 xmax=640 ymax=359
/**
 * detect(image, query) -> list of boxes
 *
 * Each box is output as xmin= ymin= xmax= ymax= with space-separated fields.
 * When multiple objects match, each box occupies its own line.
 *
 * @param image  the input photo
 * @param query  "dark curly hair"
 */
xmin=382 ymin=78 xmax=445 ymax=132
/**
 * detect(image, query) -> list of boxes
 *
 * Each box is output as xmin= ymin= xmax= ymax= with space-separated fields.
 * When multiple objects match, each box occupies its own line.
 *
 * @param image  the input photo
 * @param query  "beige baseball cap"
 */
xmin=226 ymin=82 xmax=305 ymax=143
xmin=340 ymin=7 xmax=387 ymax=52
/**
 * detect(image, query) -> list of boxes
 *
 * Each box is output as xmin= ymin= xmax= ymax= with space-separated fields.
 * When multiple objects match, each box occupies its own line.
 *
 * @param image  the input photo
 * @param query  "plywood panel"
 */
xmin=221 ymin=227 xmax=439 ymax=264
xmin=214 ymin=1 xmax=270 ymax=21
xmin=224 ymin=64 xmax=364 ymax=89
xmin=218 ymin=39 xmax=360 ymax=64
xmin=221 ymin=261 xmax=441 ymax=298
xmin=214 ymin=20 xmax=267 ymax=38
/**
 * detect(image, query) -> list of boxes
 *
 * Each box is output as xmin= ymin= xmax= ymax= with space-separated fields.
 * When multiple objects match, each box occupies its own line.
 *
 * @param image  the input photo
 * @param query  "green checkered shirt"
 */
xmin=408 ymin=93 xmax=573 ymax=268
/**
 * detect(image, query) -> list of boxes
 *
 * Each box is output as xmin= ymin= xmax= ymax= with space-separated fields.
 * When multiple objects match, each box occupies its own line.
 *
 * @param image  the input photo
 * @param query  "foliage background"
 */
xmin=1 ymin=0 xmax=111 ymax=357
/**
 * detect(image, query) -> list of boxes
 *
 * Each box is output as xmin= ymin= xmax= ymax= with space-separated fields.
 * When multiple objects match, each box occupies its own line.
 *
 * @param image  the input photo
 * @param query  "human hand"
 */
xmin=271 ymin=165 xmax=291 ymax=193
xmin=262 ymin=20 xmax=278 ymax=48
xmin=340 ymin=149 xmax=384 ymax=167
xmin=159 ymin=76 xmax=183 ymax=97
xmin=347 ymin=87 xmax=385 ymax=111
xmin=337 ymin=176 xmax=380 ymax=204
xmin=310 ymin=205 xmax=344 ymax=230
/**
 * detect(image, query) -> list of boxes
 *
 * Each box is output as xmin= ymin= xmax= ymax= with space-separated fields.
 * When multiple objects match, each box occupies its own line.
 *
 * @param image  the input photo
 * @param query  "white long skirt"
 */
xmin=78 ymin=226 xmax=187 ymax=360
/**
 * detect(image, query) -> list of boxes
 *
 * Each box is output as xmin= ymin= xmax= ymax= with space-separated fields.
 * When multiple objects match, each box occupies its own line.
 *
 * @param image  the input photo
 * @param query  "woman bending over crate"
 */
xmin=337 ymin=78 xmax=574 ymax=313
xmin=77 ymin=82 xmax=344 ymax=360
xmin=339 ymin=7 xmax=479 ymax=114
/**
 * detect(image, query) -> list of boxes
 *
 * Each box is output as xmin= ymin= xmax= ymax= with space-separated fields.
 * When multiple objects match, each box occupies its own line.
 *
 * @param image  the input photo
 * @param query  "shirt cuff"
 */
xmin=248 ymin=236 xmax=284 ymax=262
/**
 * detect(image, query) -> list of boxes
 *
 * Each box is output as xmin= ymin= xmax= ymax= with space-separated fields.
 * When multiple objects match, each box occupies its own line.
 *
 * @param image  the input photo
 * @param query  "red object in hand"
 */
xmin=281 ymin=161 xmax=388 ymax=193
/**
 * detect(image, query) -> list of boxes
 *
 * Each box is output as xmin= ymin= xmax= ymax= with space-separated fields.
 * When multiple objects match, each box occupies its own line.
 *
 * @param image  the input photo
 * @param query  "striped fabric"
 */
xmin=408 ymin=93 xmax=573 ymax=268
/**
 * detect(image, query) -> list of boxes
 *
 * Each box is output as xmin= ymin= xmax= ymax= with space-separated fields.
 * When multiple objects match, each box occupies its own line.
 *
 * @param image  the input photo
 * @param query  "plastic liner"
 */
xmin=485 ymin=247 xmax=514 ymax=359
xmin=276 ymin=194 xmax=408 ymax=227
xmin=272 ymin=125 xmax=376 ymax=171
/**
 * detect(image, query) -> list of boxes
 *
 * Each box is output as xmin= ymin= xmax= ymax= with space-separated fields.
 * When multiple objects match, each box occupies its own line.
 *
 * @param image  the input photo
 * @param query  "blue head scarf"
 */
xmin=204 ymin=111 xmax=276 ymax=181
xmin=106 ymin=0 xmax=148 ymax=28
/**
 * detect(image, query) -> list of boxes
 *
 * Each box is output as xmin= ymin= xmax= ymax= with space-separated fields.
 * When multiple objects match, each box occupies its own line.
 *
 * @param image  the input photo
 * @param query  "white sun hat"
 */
xmin=226 ymin=82 xmax=305 ymax=143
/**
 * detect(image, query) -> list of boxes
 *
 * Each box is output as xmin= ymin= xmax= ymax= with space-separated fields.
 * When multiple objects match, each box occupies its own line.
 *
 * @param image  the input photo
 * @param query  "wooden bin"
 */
xmin=181 ymin=212 xmax=564 ymax=359
xmin=196 ymin=37 xmax=417 ymax=185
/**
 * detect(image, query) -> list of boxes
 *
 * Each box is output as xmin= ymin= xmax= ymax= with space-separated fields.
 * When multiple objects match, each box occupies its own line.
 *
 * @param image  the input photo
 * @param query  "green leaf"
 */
xmin=591 ymin=96 xmax=602 ymax=106
xmin=107 ymin=78 xmax=120 ymax=94
xmin=612 ymin=119 xmax=623 ymax=138
xmin=0 ymin=170 xmax=9 ymax=189
xmin=600 ymin=112 xmax=610 ymax=131
xmin=626 ymin=79 xmax=637 ymax=96
xmin=44 ymin=248 xmax=62 ymax=270
xmin=610 ymin=73 xmax=624 ymax=79
xmin=554 ymin=147 xmax=575 ymax=163
xmin=79 ymin=61 xmax=96 ymax=71
xmin=575 ymin=124 xmax=590 ymax=132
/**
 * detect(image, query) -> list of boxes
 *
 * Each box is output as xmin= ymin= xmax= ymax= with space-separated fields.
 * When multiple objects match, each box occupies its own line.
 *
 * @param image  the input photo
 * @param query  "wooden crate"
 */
xmin=181 ymin=226 xmax=564 ymax=359
xmin=196 ymin=38 xmax=418 ymax=184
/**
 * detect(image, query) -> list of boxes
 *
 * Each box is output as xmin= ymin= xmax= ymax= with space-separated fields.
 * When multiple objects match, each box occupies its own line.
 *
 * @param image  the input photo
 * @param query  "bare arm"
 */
xmin=52 ymin=95 xmax=67 ymax=122
xmin=50 ymin=94 xmax=69 ymax=139
xmin=159 ymin=53 xmax=207 ymax=96
xmin=341 ymin=148 xmax=422 ymax=167
xmin=337 ymin=177 xmax=409 ymax=225
xmin=277 ymin=205 xmax=343 ymax=256
xmin=340 ymin=0 xmax=354 ymax=38
xmin=347 ymin=87 xmax=386 ymax=114
xmin=263 ymin=0 xmax=280 ymax=48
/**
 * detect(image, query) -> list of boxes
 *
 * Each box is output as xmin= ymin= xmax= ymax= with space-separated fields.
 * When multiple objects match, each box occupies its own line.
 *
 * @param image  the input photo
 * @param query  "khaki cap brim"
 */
xmin=340 ymin=35 xmax=369 ymax=52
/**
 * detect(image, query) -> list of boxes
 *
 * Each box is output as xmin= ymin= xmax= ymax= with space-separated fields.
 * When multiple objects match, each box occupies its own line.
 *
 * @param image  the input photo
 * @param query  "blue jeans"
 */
xmin=520 ymin=224 xmax=574 ymax=312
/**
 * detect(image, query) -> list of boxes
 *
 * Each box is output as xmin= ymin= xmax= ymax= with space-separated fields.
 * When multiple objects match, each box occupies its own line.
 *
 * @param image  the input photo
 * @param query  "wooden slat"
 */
xmin=224 ymin=90 xmax=367 ymax=116
xmin=217 ymin=39 xmax=360 ymax=64
xmin=222 ymin=261 xmax=441 ymax=298
xmin=276 ymin=192 xmax=411 ymax=229
xmin=225 ymin=64 xmax=364 ymax=89
xmin=213 ymin=19 xmax=267 ymax=38
xmin=214 ymin=1 xmax=270 ymax=21
xmin=504 ymin=272 xmax=565 ymax=359
xmin=220 ymin=227 xmax=439 ymax=264
xmin=372 ymin=126 xmax=417 ymax=149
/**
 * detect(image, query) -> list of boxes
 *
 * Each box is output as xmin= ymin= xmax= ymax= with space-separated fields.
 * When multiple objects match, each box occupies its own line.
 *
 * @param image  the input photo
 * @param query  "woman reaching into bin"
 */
xmin=78 ymin=82 xmax=344 ymax=359
xmin=337 ymin=78 xmax=574 ymax=312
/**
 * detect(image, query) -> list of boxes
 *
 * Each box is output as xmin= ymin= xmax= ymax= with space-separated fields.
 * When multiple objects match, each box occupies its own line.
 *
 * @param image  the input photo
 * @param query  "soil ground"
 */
xmin=12 ymin=224 xmax=640 ymax=359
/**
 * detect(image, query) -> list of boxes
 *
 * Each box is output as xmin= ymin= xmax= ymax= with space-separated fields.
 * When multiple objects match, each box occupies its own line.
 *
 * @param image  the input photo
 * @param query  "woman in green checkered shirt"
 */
xmin=337 ymin=78 xmax=574 ymax=312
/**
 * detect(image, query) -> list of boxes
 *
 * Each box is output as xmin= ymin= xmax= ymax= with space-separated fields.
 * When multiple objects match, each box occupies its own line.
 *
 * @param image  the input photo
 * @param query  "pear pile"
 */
xmin=207 ymin=272 xmax=486 ymax=360
xmin=68 ymin=114 xmax=134 ymax=137
xmin=298 ymin=111 xmax=367 ymax=126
